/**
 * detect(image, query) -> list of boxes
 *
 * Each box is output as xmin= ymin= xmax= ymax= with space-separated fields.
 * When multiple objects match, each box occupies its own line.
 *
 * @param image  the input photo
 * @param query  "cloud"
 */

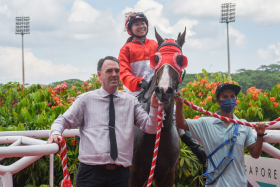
xmin=0 ymin=0 xmax=119 ymax=48
xmin=123 ymin=0 xmax=247 ymax=53
xmin=257 ymin=42 xmax=280 ymax=61
xmin=0 ymin=46 xmax=89 ymax=84
xmin=184 ymin=38 xmax=224 ymax=51
xmin=123 ymin=0 xmax=198 ymax=38
xmin=226 ymin=25 xmax=247 ymax=47
xmin=0 ymin=3 xmax=11 ymax=17
xmin=0 ymin=0 xmax=127 ymax=84
xmin=0 ymin=0 xmax=278 ymax=85
xmin=237 ymin=0 xmax=280 ymax=26
xmin=9 ymin=0 xmax=67 ymax=31
xmin=68 ymin=0 xmax=101 ymax=23
xmin=164 ymin=0 xmax=280 ymax=26
xmin=164 ymin=0 xmax=221 ymax=18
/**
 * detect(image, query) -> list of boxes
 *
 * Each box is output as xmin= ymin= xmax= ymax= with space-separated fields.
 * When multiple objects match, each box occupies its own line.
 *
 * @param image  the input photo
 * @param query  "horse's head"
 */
xmin=150 ymin=28 xmax=188 ymax=105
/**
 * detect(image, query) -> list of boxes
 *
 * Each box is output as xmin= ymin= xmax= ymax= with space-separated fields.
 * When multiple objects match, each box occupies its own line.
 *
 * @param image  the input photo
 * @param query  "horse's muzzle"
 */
xmin=155 ymin=86 xmax=174 ymax=104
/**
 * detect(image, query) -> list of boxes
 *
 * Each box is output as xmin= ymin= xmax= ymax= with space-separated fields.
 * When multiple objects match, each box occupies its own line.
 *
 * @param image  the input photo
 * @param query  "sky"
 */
xmin=0 ymin=0 xmax=280 ymax=85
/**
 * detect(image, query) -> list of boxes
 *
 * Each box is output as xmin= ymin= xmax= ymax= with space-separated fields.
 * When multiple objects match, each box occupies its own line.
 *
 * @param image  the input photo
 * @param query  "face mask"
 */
xmin=220 ymin=99 xmax=237 ymax=113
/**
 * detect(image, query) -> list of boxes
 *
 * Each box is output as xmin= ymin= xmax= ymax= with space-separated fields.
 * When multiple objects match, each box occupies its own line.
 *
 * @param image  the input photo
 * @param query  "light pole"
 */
xmin=220 ymin=3 xmax=235 ymax=77
xmin=15 ymin=16 xmax=30 ymax=87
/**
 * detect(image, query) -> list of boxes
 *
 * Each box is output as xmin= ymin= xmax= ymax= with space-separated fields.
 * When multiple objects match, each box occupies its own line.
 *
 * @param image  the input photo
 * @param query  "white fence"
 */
xmin=0 ymin=136 xmax=59 ymax=187
xmin=0 ymin=121 xmax=280 ymax=187
xmin=0 ymin=130 xmax=79 ymax=187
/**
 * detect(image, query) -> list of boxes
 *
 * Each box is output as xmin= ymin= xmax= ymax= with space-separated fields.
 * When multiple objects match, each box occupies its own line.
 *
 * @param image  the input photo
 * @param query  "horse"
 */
xmin=130 ymin=28 xmax=188 ymax=187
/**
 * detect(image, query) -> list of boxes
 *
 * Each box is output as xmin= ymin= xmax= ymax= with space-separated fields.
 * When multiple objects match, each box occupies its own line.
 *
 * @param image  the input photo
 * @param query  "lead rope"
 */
xmin=146 ymin=104 xmax=165 ymax=187
xmin=183 ymin=99 xmax=280 ymax=127
xmin=57 ymin=136 xmax=73 ymax=187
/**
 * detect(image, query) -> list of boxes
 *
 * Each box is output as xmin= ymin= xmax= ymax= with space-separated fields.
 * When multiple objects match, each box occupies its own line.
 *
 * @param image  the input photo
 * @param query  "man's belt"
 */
xmin=96 ymin=164 xmax=122 ymax=170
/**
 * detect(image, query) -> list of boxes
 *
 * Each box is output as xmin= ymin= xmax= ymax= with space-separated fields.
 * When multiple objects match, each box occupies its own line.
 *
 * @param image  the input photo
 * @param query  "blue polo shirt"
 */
xmin=185 ymin=112 xmax=256 ymax=187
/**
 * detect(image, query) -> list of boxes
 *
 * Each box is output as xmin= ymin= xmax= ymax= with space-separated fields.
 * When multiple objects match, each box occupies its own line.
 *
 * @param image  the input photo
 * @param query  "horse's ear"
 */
xmin=155 ymin=27 xmax=164 ymax=47
xmin=177 ymin=27 xmax=186 ymax=47
xmin=177 ymin=32 xmax=181 ymax=39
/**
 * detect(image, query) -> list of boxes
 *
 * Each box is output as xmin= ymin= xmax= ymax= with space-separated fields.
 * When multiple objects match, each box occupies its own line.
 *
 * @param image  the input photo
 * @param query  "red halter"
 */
xmin=150 ymin=39 xmax=188 ymax=83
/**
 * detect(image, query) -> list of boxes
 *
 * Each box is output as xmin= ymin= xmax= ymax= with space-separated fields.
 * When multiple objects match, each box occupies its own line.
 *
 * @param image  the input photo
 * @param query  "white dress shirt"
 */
xmin=50 ymin=87 xmax=158 ymax=167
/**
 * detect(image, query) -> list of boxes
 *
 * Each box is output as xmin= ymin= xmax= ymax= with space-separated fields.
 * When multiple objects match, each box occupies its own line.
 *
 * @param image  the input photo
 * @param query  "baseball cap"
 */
xmin=215 ymin=83 xmax=241 ymax=99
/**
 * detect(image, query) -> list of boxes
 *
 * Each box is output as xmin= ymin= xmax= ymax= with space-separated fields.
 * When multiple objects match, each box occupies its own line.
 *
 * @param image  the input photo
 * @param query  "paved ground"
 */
xmin=0 ymin=175 xmax=2 ymax=187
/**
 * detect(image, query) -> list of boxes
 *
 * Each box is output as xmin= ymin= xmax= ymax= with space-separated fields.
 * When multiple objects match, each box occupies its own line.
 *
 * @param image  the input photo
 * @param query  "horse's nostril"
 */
xmin=166 ymin=87 xmax=173 ymax=94
xmin=155 ymin=87 xmax=164 ymax=94
xmin=165 ymin=87 xmax=174 ymax=98
xmin=155 ymin=87 xmax=163 ymax=100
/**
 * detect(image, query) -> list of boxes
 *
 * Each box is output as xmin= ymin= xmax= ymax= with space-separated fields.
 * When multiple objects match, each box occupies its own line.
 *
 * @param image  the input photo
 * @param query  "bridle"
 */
xmin=154 ymin=39 xmax=187 ymax=91
xmin=138 ymin=40 xmax=187 ymax=103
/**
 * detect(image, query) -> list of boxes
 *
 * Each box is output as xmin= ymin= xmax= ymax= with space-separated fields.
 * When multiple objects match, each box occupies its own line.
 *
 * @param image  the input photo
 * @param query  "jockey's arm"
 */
xmin=174 ymin=91 xmax=189 ymax=131
xmin=118 ymin=46 xmax=143 ymax=92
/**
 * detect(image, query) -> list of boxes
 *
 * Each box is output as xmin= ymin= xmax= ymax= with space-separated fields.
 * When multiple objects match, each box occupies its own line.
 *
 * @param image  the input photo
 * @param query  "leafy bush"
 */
xmin=1 ymin=70 xmax=280 ymax=186
xmin=0 ymin=75 xmax=104 ymax=186
xmin=175 ymin=140 xmax=205 ymax=186
xmin=179 ymin=63 xmax=280 ymax=94
xmin=180 ymin=69 xmax=280 ymax=122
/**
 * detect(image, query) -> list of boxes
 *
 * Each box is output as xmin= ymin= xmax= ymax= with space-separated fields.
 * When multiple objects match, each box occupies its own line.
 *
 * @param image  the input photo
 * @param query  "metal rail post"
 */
xmin=49 ymin=154 xmax=54 ymax=187
xmin=2 ymin=172 xmax=13 ymax=187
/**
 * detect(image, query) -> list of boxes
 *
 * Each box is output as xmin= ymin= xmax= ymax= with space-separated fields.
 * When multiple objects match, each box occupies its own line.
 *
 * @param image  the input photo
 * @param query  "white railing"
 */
xmin=0 ymin=136 xmax=59 ymax=187
xmin=0 ymin=121 xmax=279 ymax=186
xmin=0 ymin=129 xmax=79 ymax=187
xmin=0 ymin=129 xmax=80 ymax=139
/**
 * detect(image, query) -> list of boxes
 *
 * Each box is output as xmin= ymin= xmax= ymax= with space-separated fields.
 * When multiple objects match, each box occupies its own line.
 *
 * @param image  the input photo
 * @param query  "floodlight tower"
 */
xmin=220 ymin=3 xmax=235 ymax=77
xmin=15 ymin=16 xmax=30 ymax=87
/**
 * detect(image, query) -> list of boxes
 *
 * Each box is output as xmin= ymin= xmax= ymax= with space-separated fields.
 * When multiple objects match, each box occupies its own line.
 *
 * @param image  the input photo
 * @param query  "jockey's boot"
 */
xmin=180 ymin=134 xmax=207 ymax=166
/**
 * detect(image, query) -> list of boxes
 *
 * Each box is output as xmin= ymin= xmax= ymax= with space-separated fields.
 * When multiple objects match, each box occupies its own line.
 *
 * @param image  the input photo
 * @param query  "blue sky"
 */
xmin=0 ymin=0 xmax=279 ymax=85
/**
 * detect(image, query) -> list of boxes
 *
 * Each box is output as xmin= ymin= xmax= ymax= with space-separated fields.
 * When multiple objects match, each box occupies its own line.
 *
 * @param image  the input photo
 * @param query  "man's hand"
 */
xmin=47 ymin=134 xmax=61 ymax=144
xmin=174 ymin=90 xmax=189 ymax=131
xmin=150 ymin=92 xmax=159 ymax=108
xmin=173 ymin=90 xmax=183 ymax=105
xmin=255 ymin=123 xmax=266 ymax=135
xmin=247 ymin=122 xmax=266 ymax=159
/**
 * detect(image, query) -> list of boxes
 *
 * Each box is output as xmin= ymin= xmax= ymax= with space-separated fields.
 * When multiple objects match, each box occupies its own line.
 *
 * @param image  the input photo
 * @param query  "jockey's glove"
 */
xmin=138 ymin=79 xmax=149 ymax=91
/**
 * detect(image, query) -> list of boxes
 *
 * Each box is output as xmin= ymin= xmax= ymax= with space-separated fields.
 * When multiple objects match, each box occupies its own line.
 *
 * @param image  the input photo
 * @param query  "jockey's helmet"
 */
xmin=125 ymin=12 xmax=149 ymax=37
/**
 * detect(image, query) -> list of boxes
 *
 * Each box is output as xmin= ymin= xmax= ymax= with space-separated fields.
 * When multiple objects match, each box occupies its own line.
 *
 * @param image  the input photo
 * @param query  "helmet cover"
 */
xmin=150 ymin=39 xmax=188 ymax=83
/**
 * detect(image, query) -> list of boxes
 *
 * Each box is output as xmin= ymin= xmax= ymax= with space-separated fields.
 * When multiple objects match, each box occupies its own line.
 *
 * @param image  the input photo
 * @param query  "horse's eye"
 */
xmin=176 ymin=55 xmax=183 ymax=67
xmin=155 ymin=55 xmax=159 ymax=65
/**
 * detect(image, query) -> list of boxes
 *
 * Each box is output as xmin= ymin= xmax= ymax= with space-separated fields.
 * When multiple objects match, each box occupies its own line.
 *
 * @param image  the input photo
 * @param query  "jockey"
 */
xmin=118 ymin=12 xmax=157 ymax=96
xmin=118 ymin=12 xmax=207 ymax=165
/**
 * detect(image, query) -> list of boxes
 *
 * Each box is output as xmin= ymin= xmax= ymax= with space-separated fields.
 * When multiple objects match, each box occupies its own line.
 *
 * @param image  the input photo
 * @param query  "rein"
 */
xmin=146 ymin=104 xmax=165 ymax=187
xmin=137 ymin=76 xmax=154 ymax=103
